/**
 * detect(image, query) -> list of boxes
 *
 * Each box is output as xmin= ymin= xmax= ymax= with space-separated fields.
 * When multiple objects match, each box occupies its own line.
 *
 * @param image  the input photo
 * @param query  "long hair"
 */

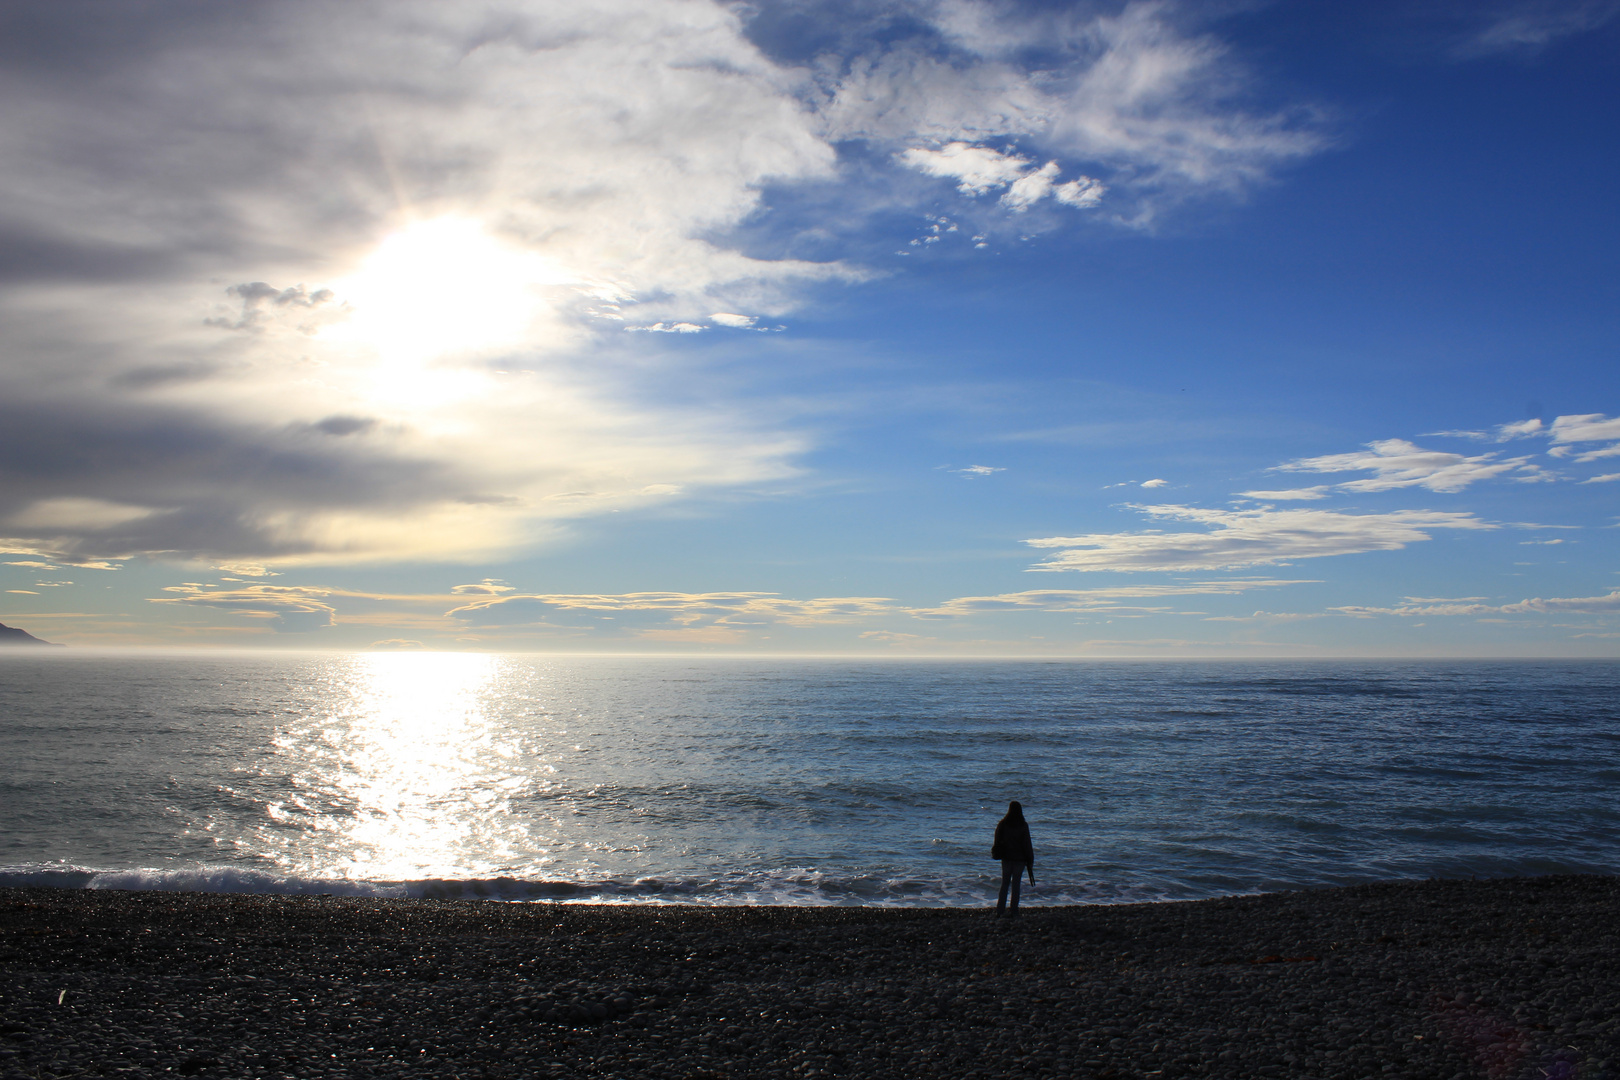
xmin=1003 ymin=800 xmax=1025 ymax=822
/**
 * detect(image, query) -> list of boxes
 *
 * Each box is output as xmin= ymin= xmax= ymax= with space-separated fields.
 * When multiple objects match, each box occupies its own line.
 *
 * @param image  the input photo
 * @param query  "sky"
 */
xmin=1 ymin=0 xmax=1617 ymax=655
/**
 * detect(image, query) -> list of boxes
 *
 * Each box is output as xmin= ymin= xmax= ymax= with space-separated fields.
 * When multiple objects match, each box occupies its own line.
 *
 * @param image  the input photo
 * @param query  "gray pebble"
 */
xmin=2 ymin=877 xmax=1618 ymax=1078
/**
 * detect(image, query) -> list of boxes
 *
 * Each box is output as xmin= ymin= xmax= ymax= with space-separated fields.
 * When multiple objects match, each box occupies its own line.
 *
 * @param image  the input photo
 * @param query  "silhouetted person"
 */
xmin=992 ymin=800 xmax=1035 ymax=916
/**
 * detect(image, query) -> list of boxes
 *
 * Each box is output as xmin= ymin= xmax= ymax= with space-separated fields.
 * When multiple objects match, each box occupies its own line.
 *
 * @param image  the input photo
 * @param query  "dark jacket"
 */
xmin=991 ymin=815 xmax=1034 ymax=867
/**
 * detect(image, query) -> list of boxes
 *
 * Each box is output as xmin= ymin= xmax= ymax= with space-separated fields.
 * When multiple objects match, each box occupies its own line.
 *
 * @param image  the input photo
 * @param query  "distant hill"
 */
xmin=0 ymin=622 xmax=61 ymax=646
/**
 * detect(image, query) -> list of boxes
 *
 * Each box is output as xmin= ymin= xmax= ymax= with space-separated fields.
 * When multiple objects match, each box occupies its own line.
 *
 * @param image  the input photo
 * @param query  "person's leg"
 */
xmin=1008 ymin=863 xmax=1023 ymax=915
xmin=997 ymin=861 xmax=1014 ymax=913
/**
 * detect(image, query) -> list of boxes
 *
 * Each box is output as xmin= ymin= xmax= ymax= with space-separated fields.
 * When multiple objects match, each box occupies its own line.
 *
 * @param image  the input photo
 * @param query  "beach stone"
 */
xmin=5 ymin=877 xmax=1620 ymax=1079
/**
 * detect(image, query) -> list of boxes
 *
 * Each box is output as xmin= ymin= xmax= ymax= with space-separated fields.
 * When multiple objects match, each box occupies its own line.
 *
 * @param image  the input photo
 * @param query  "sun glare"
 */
xmin=258 ymin=651 xmax=537 ymax=882
xmin=324 ymin=218 xmax=564 ymax=365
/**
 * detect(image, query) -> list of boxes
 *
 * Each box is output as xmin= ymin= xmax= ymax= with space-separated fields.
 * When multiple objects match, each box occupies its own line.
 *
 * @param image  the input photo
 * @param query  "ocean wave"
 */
xmin=0 ymin=864 xmax=407 ymax=898
xmin=0 ymin=862 xmax=1181 ymax=906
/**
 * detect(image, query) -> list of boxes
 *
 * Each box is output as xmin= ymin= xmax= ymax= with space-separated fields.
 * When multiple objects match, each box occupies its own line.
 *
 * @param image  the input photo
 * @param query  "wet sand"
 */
xmin=2 ymin=875 xmax=1616 ymax=1079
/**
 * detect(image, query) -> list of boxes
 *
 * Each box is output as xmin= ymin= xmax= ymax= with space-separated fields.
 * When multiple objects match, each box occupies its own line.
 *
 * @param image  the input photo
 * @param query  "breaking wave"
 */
xmin=0 ymin=862 xmax=1180 ymax=906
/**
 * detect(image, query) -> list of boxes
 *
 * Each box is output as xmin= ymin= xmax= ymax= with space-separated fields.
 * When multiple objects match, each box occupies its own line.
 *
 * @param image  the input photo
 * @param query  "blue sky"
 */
xmin=1 ymin=0 xmax=1617 ymax=654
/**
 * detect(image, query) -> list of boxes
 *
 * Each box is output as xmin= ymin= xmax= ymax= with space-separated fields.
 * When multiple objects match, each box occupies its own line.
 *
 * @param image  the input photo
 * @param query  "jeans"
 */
xmin=997 ymin=859 xmax=1027 ymax=914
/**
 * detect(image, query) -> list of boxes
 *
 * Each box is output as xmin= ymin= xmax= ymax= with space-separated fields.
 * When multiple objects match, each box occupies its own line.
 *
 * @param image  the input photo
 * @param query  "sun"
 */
xmin=323 ymin=217 xmax=564 ymax=365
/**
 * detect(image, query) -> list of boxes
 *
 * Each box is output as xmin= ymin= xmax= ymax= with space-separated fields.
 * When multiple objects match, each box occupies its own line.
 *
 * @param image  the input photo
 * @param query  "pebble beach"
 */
xmin=2 ymin=876 xmax=1617 ymax=1080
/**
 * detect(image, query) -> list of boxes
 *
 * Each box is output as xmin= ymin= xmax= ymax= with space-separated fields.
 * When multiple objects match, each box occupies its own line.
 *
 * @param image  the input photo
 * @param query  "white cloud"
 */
xmin=454 ymin=580 xmax=1319 ymax=629
xmin=1508 ymin=463 xmax=1559 ymax=483
xmin=1 ymin=0 xmax=855 ymax=567
xmin=1432 ymin=418 xmax=1547 ymax=442
xmin=151 ymin=584 xmax=338 ymax=633
xmin=1452 ymin=2 xmax=1620 ymax=57
xmin=955 ymin=465 xmax=1005 ymax=477
xmin=1202 ymin=610 xmax=1325 ymax=623
xmin=1332 ymin=600 xmax=1498 ymax=618
xmin=0 ymin=0 xmax=1334 ymax=568
xmin=1054 ymin=177 xmax=1107 ymax=208
xmin=923 ymin=578 xmax=1313 ymax=616
xmin=1140 ymin=478 xmax=1168 ymax=488
xmin=858 ymin=630 xmax=928 ymax=644
xmin=1000 ymin=160 xmax=1062 ymax=210
xmin=1043 ymin=3 xmax=1325 ymax=198
xmin=1427 ymin=413 xmax=1620 ymax=474
xmin=901 ymin=143 xmax=1031 ymax=195
xmin=1237 ymin=486 xmax=1330 ymax=501
xmin=833 ymin=1 xmax=1324 ymax=224
xmin=450 ymin=591 xmax=897 ymax=630
xmin=1425 ymin=418 xmax=1546 ymax=442
xmin=1274 ymin=438 xmax=1537 ymax=493
xmin=899 ymin=144 xmax=1107 ymax=213
xmin=1503 ymin=590 xmax=1620 ymax=614
xmin=893 ymin=1 xmax=1326 ymax=206
xmin=1334 ymin=589 xmax=1620 ymax=618
xmin=631 ymin=322 xmax=708 ymax=333
xmin=450 ymin=580 xmax=515 ymax=595
xmin=213 ymin=563 xmax=278 ymax=578
xmin=7 ymin=3 xmax=857 ymax=323
xmin=1544 ymin=413 xmax=1620 ymax=463
xmin=1025 ymin=504 xmax=1492 ymax=572
xmin=1494 ymin=417 xmax=1545 ymax=440
xmin=1583 ymin=472 xmax=1620 ymax=484
xmin=1550 ymin=413 xmax=1620 ymax=443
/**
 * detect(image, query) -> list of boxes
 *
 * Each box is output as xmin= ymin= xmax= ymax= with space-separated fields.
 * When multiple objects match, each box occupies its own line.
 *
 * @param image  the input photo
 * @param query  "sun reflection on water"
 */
xmin=256 ymin=652 xmax=542 ymax=881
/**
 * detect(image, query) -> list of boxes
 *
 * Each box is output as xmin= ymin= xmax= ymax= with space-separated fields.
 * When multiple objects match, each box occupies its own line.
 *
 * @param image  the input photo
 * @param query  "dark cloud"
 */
xmin=1 ymin=0 xmax=1322 ymax=573
xmin=0 ymin=221 xmax=181 ymax=285
xmin=207 ymin=283 xmax=338 ymax=331
xmin=306 ymin=415 xmax=377 ymax=437
xmin=0 ymin=4 xmax=394 ymax=293
xmin=0 ymin=398 xmax=456 ymax=560
xmin=455 ymin=493 xmax=522 ymax=505
xmin=109 ymin=361 xmax=227 ymax=391
xmin=0 ymin=2 xmax=250 ymax=79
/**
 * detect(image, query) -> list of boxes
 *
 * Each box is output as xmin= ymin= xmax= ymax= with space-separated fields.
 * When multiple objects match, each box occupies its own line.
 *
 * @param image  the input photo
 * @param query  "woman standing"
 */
xmin=991 ymin=800 xmax=1036 ymax=916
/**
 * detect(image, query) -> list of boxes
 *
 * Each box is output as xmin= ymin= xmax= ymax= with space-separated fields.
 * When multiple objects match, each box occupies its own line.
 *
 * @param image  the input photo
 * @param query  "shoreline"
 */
xmin=3 ymin=875 xmax=1616 ymax=1079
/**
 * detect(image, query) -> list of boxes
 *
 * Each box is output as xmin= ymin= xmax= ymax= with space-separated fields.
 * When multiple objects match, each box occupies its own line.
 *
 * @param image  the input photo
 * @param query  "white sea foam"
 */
xmin=0 ymin=863 xmax=1177 ymax=906
xmin=0 ymin=864 xmax=405 ymax=898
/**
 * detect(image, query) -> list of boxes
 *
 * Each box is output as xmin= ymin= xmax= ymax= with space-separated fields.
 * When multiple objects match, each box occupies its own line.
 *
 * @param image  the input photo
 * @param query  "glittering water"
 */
xmin=1 ymin=653 xmax=1616 ymax=904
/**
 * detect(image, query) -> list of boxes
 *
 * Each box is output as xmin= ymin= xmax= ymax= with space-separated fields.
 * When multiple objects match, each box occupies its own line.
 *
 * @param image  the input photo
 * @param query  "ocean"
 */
xmin=1 ymin=653 xmax=1616 ymax=905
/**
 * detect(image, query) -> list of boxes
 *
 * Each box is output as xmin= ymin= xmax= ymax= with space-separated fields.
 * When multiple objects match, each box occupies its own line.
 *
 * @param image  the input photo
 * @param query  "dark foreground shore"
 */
xmin=2 ymin=877 xmax=1616 ymax=1080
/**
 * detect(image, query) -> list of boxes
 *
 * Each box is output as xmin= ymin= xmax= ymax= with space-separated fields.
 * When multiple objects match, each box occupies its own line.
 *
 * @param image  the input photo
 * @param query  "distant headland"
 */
xmin=0 ymin=622 xmax=61 ymax=646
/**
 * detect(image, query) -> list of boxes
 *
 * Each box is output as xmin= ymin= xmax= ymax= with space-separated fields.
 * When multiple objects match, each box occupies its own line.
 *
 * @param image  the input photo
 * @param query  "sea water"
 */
xmin=1 ymin=652 xmax=1616 ymax=905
